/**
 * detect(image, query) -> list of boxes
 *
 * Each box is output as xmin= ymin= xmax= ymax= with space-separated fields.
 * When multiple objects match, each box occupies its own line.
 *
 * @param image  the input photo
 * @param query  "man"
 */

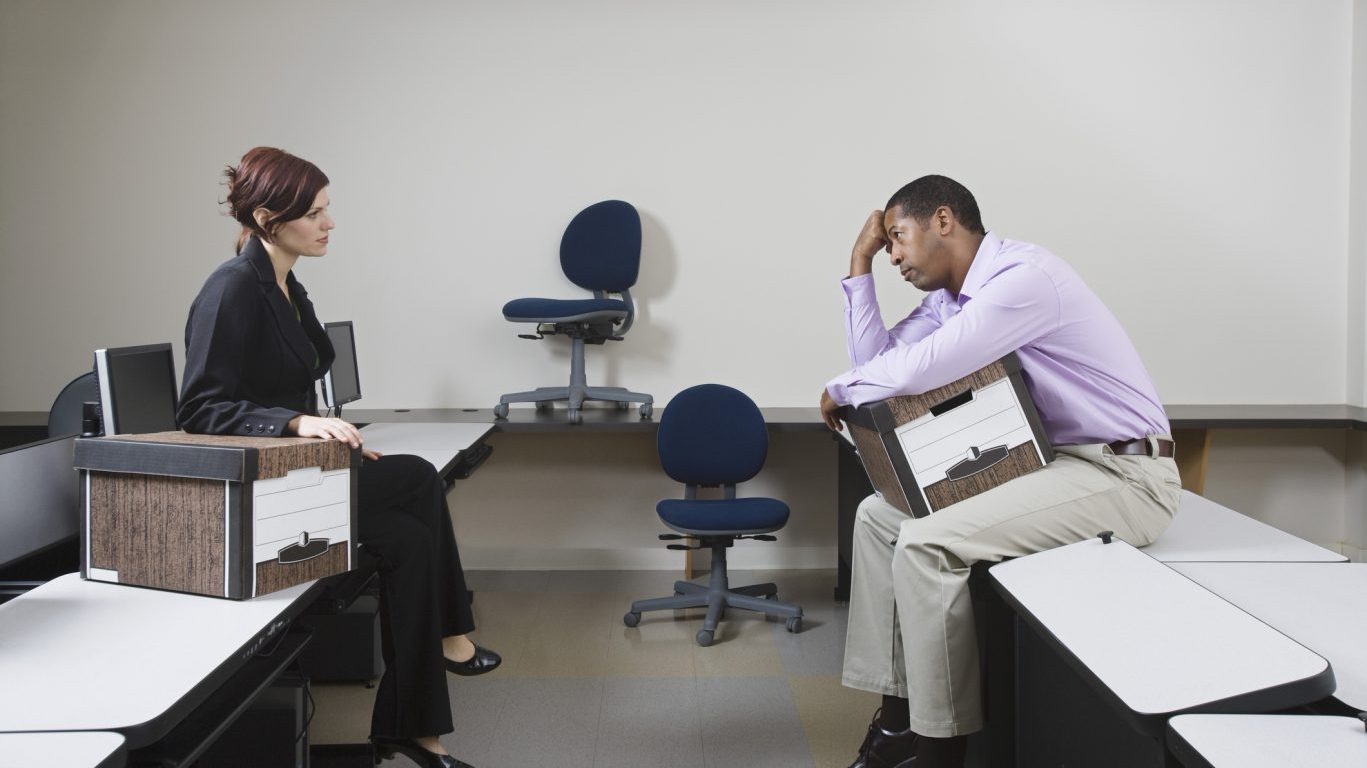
xmin=820 ymin=175 xmax=1180 ymax=768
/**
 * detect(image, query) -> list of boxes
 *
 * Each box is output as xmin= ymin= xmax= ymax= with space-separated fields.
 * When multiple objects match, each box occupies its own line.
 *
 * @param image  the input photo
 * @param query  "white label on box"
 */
xmin=253 ymin=468 xmax=350 ymax=521
xmin=894 ymin=379 xmax=1033 ymax=488
xmin=253 ymin=502 xmax=352 ymax=560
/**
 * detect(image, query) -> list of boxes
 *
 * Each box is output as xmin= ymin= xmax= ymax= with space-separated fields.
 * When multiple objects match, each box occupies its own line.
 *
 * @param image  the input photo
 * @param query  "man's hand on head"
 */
xmin=820 ymin=388 xmax=845 ymax=432
xmin=850 ymin=209 xmax=890 ymax=277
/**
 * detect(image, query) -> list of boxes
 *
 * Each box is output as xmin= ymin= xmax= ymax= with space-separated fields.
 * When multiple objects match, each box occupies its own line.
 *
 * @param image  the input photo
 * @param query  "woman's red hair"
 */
xmin=224 ymin=147 xmax=329 ymax=252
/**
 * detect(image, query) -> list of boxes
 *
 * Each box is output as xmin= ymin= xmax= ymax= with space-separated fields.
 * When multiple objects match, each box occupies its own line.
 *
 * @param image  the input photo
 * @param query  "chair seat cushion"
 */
xmin=656 ymin=497 xmax=790 ymax=536
xmin=503 ymin=297 xmax=628 ymax=323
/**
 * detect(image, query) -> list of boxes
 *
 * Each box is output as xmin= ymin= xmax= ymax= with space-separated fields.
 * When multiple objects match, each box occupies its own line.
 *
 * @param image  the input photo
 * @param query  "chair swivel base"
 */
xmin=623 ymin=548 xmax=803 ymax=647
xmin=495 ymin=385 xmax=653 ymax=424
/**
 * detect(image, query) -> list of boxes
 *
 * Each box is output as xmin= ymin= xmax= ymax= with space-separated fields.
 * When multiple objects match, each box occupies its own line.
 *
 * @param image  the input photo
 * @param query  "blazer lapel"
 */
xmin=243 ymin=238 xmax=320 ymax=374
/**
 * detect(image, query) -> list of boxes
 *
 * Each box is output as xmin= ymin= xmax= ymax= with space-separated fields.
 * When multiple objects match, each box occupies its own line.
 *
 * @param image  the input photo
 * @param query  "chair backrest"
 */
xmin=657 ymin=384 xmax=768 ymax=487
xmin=560 ymin=200 xmax=641 ymax=293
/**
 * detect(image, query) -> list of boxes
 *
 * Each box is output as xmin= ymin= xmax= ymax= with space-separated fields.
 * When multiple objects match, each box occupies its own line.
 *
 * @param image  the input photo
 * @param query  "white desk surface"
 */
xmin=1168 ymin=714 xmax=1367 ymax=767
xmin=1142 ymin=492 xmax=1345 ymax=563
xmin=990 ymin=539 xmax=1331 ymax=717
xmin=0 ymin=732 xmax=126 ymax=768
xmin=359 ymin=421 xmax=494 ymax=472
xmin=0 ymin=574 xmax=315 ymax=736
xmin=1171 ymin=562 xmax=1367 ymax=711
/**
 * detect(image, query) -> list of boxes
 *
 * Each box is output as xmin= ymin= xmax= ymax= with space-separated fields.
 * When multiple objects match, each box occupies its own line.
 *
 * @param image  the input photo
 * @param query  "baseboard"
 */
xmin=1337 ymin=542 xmax=1367 ymax=562
xmin=463 ymin=546 xmax=837 ymax=571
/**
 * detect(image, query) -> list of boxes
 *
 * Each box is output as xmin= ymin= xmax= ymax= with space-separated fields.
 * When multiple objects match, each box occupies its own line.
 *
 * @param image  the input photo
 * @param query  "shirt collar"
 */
xmin=956 ymin=231 xmax=1002 ymax=301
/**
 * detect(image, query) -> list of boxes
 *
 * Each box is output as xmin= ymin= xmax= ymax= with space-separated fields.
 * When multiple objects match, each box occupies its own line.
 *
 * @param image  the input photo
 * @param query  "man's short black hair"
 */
xmin=885 ymin=175 xmax=986 ymax=234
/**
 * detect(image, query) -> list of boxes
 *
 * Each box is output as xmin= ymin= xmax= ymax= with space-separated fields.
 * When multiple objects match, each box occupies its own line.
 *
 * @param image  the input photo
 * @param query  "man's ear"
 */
xmin=934 ymin=205 xmax=955 ymax=235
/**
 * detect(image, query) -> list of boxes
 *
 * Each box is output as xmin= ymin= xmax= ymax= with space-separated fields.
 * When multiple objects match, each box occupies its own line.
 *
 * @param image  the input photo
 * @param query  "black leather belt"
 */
xmin=1108 ymin=437 xmax=1175 ymax=458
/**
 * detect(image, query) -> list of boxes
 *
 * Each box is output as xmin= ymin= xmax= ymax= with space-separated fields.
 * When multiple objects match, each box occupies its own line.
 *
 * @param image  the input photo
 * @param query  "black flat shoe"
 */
xmin=372 ymin=737 xmax=474 ymax=768
xmin=444 ymin=645 xmax=501 ymax=677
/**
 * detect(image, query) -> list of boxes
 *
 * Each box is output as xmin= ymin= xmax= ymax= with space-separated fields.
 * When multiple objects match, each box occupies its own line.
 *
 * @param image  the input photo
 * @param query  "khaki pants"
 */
xmin=841 ymin=440 xmax=1181 ymax=738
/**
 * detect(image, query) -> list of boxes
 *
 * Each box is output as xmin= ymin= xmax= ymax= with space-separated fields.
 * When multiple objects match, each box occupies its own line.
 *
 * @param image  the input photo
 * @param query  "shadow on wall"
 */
xmin=601 ymin=207 xmax=676 ymax=388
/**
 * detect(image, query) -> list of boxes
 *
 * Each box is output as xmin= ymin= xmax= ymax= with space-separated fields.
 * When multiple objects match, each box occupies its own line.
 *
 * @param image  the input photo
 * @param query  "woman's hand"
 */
xmin=288 ymin=414 xmax=364 ymax=448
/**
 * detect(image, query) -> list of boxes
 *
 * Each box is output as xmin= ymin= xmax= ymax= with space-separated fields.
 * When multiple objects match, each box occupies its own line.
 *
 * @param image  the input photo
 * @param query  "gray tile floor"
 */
xmin=309 ymin=569 xmax=878 ymax=768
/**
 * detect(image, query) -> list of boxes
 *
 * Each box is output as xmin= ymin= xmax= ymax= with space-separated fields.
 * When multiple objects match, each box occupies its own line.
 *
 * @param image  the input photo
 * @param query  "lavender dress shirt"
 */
xmin=825 ymin=232 xmax=1169 ymax=446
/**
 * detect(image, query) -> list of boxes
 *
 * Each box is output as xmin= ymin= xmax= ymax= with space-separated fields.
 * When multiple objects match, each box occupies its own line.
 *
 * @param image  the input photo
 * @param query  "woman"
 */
xmin=177 ymin=146 xmax=498 ymax=768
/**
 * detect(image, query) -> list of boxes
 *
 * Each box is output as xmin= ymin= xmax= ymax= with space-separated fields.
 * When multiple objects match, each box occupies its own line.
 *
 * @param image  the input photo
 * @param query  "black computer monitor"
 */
xmin=94 ymin=343 xmax=179 ymax=436
xmin=0 ymin=436 xmax=79 ymax=570
xmin=322 ymin=321 xmax=362 ymax=409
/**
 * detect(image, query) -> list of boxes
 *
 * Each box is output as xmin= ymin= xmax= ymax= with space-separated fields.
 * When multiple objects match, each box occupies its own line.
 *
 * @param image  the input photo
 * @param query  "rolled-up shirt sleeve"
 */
xmin=827 ymin=263 xmax=1061 ymax=407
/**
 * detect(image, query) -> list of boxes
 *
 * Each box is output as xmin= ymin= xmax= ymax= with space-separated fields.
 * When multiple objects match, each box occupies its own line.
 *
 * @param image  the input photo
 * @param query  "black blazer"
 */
xmin=177 ymin=237 xmax=335 ymax=436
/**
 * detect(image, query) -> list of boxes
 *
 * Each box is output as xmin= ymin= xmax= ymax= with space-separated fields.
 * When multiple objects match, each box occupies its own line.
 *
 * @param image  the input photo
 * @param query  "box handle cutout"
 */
xmin=929 ymin=389 xmax=974 ymax=417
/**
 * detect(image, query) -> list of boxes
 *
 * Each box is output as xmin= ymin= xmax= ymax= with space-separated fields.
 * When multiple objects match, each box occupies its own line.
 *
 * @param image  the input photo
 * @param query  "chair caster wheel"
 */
xmin=616 ymin=401 xmax=630 ymax=410
xmin=535 ymin=400 xmax=554 ymax=413
xmin=786 ymin=616 xmax=802 ymax=633
xmin=639 ymin=403 xmax=653 ymax=420
xmin=623 ymin=611 xmax=640 ymax=628
xmin=695 ymin=629 xmax=714 ymax=647
xmin=569 ymin=410 xmax=583 ymax=425
xmin=493 ymin=403 xmax=509 ymax=419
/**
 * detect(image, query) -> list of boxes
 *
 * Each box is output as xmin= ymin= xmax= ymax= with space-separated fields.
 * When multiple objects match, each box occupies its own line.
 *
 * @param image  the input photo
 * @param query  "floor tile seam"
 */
xmin=689 ymin=675 xmax=709 ymax=768
xmin=588 ymin=673 xmax=608 ymax=768
xmin=787 ymin=675 xmax=830 ymax=768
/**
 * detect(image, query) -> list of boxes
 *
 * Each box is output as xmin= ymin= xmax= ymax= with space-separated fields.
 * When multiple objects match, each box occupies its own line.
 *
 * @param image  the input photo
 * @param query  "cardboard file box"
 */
xmin=841 ymin=354 xmax=1053 ymax=518
xmin=74 ymin=431 xmax=360 ymax=599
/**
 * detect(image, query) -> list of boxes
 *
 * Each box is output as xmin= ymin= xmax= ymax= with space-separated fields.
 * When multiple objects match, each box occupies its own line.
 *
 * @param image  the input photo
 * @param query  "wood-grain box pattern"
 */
xmin=76 ymin=431 xmax=359 ymax=599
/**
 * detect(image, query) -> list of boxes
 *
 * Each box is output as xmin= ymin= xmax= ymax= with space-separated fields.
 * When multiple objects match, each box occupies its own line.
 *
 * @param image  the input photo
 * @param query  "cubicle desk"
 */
xmin=0 ymin=574 xmax=322 ymax=764
xmin=4 ymin=403 xmax=1361 ymax=601
xmin=1142 ymin=491 xmax=1347 ymax=564
xmin=1170 ymin=563 xmax=1367 ymax=712
xmin=1165 ymin=404 xmax=1367 ymax=494
xmin=345 ymin=407 xmax=860 ymax=594
xmin=345 ymin=405 xmax=825 ymax=432
xmin=1166 ymin=714 xmax=1367 ymax=767
xmin=358 ymin=421 xmax=496 ymax=480
xmin=0 ymin=732 xmax=127 ymax=768
xmin=972 ymin=494 xmax=1350 ymax=767
xmin=987 ymin=539 xmax=1336 ymax=767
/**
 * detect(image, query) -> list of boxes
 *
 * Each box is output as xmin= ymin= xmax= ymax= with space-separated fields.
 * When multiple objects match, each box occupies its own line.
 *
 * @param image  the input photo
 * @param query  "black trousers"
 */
xmin=357 ymin=454 xmax=475 ymax=739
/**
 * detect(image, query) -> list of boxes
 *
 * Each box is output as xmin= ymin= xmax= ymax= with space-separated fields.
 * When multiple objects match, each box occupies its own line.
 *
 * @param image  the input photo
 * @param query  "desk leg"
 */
xmin=1172 ymin=428 xmax=1211 ymax=495
xmin=836 ymin=436 xmax=873 ymax=603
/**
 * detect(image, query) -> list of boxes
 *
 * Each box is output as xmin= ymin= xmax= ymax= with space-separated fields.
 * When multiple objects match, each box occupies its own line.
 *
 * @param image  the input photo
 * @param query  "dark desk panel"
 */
xmin=344 ymin=406 xmax=829 ymax=433
xmin=1166 ymin=403 xmax=1367 ymax=431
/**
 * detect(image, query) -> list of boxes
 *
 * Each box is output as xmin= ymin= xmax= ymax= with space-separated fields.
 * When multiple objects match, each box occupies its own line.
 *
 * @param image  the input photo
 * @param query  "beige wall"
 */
xmin=2 ymin=1 xmax=1364 ymax=567
xmin=0 ymin=0 xmax=1356 ymax=413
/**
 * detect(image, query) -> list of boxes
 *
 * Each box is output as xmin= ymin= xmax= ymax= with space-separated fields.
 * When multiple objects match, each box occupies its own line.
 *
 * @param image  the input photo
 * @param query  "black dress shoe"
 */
xmin=849 ymin=708 xmax=918 ymax=768
xmin=444 ymin=645 xmax=502 ymax=677
xmin=372 ymin=737 xmax=474 ymax=768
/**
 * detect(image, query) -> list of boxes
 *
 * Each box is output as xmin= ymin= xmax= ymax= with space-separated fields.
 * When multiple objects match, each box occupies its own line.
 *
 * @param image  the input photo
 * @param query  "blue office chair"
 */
xmin=494 ymin=200 xmax=653 ymax=425
xmin=623 ymin=384 xmax=803 ymax=646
